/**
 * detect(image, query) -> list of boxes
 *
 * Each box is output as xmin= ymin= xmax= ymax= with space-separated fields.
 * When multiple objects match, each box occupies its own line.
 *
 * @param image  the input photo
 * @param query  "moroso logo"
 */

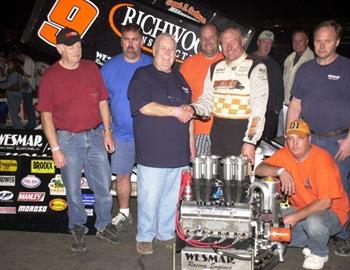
xmin=49 ymin=198 xmax=68 ymax=211
xmin=31 ymin=160 xmax=55 ymax=174
xmin=109 ymin=3 xmax=200 ymax=61
xmin=0 ymin=175 xmax=16 ymax=186
xmin=17 ymin=192 xmax=45 ymax=202
xmin=18 ymin=205 xmax=48 ymax=213
xmin=0 ymin=160 xmax=18 ymax=172
xmin=21 ymin=175 xmax=41 ymax=188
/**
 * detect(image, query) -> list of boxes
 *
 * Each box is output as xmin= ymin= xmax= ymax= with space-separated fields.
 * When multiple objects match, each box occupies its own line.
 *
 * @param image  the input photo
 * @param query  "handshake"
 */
xmin=174 ymin=105 xmax=210 ymax=123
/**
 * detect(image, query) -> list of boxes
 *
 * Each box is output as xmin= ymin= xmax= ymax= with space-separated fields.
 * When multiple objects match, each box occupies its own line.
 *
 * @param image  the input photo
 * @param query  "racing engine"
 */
xmin=177 ymin=155 xmax=291 ymax=270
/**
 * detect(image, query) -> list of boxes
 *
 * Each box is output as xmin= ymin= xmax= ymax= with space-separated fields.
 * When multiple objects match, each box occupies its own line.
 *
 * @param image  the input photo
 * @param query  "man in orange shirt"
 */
xmin=180 ymin=23 xmax=223 ymax=155
xmin=256 ymin=119 xmax=349 ymax=270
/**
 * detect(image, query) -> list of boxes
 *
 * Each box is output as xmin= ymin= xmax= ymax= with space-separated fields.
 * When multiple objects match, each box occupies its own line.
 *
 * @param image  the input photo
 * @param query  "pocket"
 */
xmin=57 ymin=130 xmax=74 ymax=145
xmin=88 ymin=91 xmax=100 ymax=105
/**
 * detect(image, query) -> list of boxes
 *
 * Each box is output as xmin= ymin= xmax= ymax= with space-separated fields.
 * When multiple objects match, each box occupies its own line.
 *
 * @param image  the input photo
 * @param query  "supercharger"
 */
xmin=177 ymin=155 xmax=291 ymax=270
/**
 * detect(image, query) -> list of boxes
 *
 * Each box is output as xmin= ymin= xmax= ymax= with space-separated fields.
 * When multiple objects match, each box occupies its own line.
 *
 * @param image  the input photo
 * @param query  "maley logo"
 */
xmin=17 ymin=192 xmax=45 ymax=202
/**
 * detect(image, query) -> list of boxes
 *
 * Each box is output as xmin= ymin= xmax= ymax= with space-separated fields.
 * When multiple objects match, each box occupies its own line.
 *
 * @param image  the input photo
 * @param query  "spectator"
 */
xmin=256 ymin=119 xmax=349 ymax=270
xmin=250 ymin=30 xmax=284 ymax=141
xmin=180 ymin=23 xmax=223 ymax=155
xmin=287 ymin=20 xmax=350 ymax=256
xmin=37 ymin=27 xmax=119 ymax=252
xmin=101 ymin=23 xmax=152 ymax=231
xmin=128 ymin=33 xmax=193 ymax=255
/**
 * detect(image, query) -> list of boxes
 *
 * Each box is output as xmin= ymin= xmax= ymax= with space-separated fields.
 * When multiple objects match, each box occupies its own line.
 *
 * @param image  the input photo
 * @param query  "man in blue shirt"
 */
xmin=101 ymin=24 xmax=152 ymax=231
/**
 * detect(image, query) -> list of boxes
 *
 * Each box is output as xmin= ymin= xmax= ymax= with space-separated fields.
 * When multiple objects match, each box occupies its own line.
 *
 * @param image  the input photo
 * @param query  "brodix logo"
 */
xmin=109 ymin=3 xmax=201 ymax=62
xmin=31 ymin=160 xmax=55 ymax=174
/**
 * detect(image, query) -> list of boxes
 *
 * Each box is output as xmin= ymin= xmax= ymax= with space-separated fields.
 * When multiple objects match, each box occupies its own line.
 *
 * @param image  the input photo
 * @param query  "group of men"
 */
xmin=36 ymin=18 xmax=350 ymax=270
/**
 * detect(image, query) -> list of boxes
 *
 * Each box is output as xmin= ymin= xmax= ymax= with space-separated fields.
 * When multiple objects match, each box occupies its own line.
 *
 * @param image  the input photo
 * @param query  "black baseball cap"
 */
xmin=56 ymin=27 xmax=81 ymax=46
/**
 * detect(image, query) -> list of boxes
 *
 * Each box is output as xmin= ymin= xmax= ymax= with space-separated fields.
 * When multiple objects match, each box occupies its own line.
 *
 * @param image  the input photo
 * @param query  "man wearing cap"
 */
xmin=256 ymin=119 xmax=349 ymax=270
xmin=250 ymin=30 xmax=284 ymax=141
xmin=187 ymin=25 xmax=269 ymax=165
xmin=37 ymin=27 xmax=119 ymax=252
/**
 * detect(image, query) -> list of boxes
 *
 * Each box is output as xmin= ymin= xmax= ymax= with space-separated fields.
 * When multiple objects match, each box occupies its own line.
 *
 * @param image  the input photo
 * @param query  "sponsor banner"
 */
xmin=18 ymin=205 xmax=48 ymax=213
xmin=49 ymin=198 xmax=68 ymax=211
xmin=0 ymin=175 xmax=16 ymax=186
xmin=0 ymin=129 xmax=51 ymax=157
xmin=85 ymin=208 xmax=94 ymax=217
xmin=21 ymin=175 xmax=41 ymax=189
xmin=17 ymin=192 xmax=46 ymax=202
xmin=82 ymin=194 xmax=95 ymax=206
xmin=0 ymin=207 xmax=16 ymax=214
xmin=48 ymin=174 xmax=66 ymax=195
xmin=0 ymin=190 xmax=14 ymax=202
xmin=0 ymin=160 xmax=17 ymax=172
xmin=21 ymin=0 xmax=253 ymax=65
xmin=80 ymin=177 xmax=90 ymax=189
xmin=31 ymin=160 xmax=55 ymax=174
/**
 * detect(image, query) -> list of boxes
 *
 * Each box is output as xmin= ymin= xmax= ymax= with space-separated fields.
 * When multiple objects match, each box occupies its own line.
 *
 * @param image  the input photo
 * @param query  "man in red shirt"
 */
xmin=38 ymin=27 xmax=119 ymax=252
xmin=255 ymin=119 xmax=349 ymax=270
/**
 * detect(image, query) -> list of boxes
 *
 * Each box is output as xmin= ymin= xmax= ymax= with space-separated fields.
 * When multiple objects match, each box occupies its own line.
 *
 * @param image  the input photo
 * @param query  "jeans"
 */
xmin=283 ymin=207 xmax=342 ymax=256
xmin=57 ymin=129 xmax=113 ymax=231
xmin=5 ymin=90 xmax=23 ymax=129
xmin=136 ymin=165 xmax=187 ymax=242
xmin=22 ymin=91 xmax=36 ymax=128
xmin=312 ymin=133 xmax=350 ymax=239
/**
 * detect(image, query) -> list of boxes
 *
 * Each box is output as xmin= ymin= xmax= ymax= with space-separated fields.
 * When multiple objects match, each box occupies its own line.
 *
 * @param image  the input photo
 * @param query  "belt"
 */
xmin=57 ymin=126 xmax=100 ymax=133
xmin=311 ymin=128 xmax=348 ymax=138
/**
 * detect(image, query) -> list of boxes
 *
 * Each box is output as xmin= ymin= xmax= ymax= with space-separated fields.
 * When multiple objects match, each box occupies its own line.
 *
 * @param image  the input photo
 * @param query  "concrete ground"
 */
xmin=0 ymin=198 xmax=349 ymax=270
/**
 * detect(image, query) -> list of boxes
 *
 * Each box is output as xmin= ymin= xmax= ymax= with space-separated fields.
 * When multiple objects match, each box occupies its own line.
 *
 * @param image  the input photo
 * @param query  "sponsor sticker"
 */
xmin=0 ymin=175 xmax=16 ymax=186
xmin=85 ymin=208 xmax=94 ymax=217
xmin=0 ymin=190 xmax=14 ymax=201
xmin=21 ymin=175 xmax=41 ymax=188
xmin=48 ymin=174 xmax=66 ymax=195
xmin=49 ymin=198 xmax=68 ymax=211
xmin=18 ymin=205 xmax=48 ymax=213
xmin=31 ymin=160 xmax=55 ymax=174
xmin=82 ymin=194 xmax=95 ymax=206
xmin=17 ymin=192 xmax=46 ymax=202
xmin=0 ymin=160 xmax=18 ymax=172
xmin=0 ymin=206 xmax=16 ymax=214
xmin=80 ymin=177 xmax=90 ymax=189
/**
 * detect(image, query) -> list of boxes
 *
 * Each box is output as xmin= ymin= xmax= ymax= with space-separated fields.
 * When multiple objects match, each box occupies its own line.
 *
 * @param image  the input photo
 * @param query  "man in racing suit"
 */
xmin=189 ymin=25 xmax=268 ymax=164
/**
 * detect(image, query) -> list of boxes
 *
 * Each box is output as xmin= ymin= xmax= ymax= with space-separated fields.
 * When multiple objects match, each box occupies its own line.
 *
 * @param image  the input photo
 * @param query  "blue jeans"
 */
xmin=22 ymin=91 xmax=36 ymax=128
xmin=283 ymin=207 xmax=342 ymax=256
xmin=136 ymin=165 xmax=187 ymax=242
xmin=312 ymin=133 xmax=350 ymax=239
xmin=57 ymin=129 xmax=113 ymax=231
xmin=6 ymin=90 xmax=23 ymax=129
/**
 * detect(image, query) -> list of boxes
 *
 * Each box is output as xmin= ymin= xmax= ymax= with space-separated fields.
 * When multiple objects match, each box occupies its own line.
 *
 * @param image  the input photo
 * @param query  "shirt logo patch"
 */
xmin=328 ymin=74 xmax=340 ymax=80
xmin=182 ymin=87 xmax=189 ymax=94
xmin=304 ymin=178 xmax=312 ymax=190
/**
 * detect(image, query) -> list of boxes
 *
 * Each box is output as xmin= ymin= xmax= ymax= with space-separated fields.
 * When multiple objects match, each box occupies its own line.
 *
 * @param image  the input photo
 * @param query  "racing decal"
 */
xmin=31 ymin=160 xmax=55 ymax=174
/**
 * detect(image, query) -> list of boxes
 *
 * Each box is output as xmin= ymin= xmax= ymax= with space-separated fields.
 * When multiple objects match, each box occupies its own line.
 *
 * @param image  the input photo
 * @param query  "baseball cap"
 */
xmin=286 ymin=119 xmax=311 ymax=137
xmin=258 ymin=30 xmax=274 ymax=42
xmin=56 ymin=27 xmax=81 ymax=46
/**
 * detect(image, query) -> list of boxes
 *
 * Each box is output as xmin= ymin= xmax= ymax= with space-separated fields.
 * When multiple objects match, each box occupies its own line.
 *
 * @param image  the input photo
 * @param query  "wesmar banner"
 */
xmin=21 ymin=0 xmax=254 ymax=65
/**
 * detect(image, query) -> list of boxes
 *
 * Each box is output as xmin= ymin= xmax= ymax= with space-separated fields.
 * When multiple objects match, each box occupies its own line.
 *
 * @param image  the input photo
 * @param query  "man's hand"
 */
xmin=279 ymin=169 xmax=295 ymax=196
xmin=241 ymin=143 xmax=255 ymax=165
xmin=103 ymin=132 xmax=115 ymax=153
xmin=175 ymin=105 xmax=194 ymax=123
xmin=283 ymin=213 xmax=298 ymax=228
xmin=52 ymin=150 xmax=67 ymax=169
xmin=335 ymin=137 xmax=350 ymax=160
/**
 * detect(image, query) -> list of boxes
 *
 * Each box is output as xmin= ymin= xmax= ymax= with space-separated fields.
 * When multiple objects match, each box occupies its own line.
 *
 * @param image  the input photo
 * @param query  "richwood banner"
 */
xmin=22 ymin=0 xmax=254 ymax=65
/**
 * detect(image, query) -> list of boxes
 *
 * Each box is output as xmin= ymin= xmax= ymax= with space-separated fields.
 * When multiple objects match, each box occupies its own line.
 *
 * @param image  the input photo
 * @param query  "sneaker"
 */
xmin=155 ymin=238 xmax=175 ymax=250
xmin=136 ymin=242 xmax=153 ymax=255
xmin=96 ymin=224 xmax=120 ymax=244
xmin=112 ymin=212 xmax=132 ymax=231
xmin=333 ymin=236 xmax=350 ymax=256
xmin=302 ymin=247 xmax=311 ymax=257
xmin=302 ymin=254 xmax=328 ymax=270
xmin=71 ymin=225 xmax=86 ymax=252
